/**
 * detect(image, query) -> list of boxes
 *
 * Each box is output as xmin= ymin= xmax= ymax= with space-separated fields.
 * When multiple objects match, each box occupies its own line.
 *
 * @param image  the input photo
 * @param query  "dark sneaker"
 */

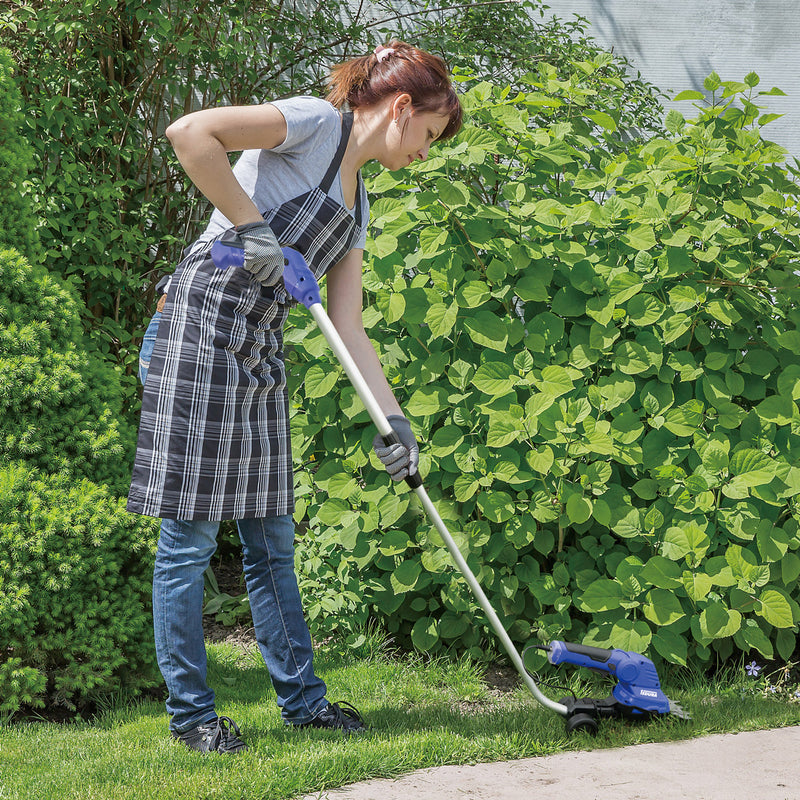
xmin=172 ymin=716 xmax=248 ymax=753
xmin=301 ymin=701 xmax=366 ymax=734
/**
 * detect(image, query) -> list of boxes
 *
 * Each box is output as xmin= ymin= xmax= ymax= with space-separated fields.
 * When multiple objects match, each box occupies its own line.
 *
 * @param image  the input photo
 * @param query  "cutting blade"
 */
xmin=669 ymin=699 xmax=690 ymax=720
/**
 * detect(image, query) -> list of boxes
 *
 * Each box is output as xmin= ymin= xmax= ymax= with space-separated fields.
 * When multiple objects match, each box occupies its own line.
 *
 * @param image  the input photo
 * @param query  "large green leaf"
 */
xmin=652 ymin=627 xmax=688 ymax=665
xmin=472 ymin=362 xmax=516 ymax=397
xmin=410 ymin=616 xmax=438 ymax=650
xmin=375 ymin=288 xmax=406 ymax=324
xmin=706 ymin=299 xmax=741 ymax=326
xmin=529 ymin=312 xmax=565 ymax=345
xmin=729 ymin=449 xmax=777 ymax=487
xmin=700 ymin=602 xmax=742 ymax=639
xmin=755 ymin=396 xmax=795 ymax=426
xmin=476 ymin=491 xmax=515 ymax=523
xmin=487 ymin=411 xmax=525 ymax=447
xmin=725 ymin=544 xmax=761 ymax=584
xmin=425 ymin=302 xmax=458 ymax=339
xmin=526 ymin=445 xmax=554 ymax=474
xmin=304 ymin=364 xmax=341 ymax=398
xmin=439 ymin=611 xmax=470 ymax=638
xmin=757 ymin=589 xmax=794 ymax=628
xmin=457 ymin=281 xmax=491 ymax=308
xmin=643 ymin=589 xmax=686 ymax=626
xmin=777 ymin=365 xmax=800 ymax=399
xmin=586 ymin=294 xmax=614 ymax=324
xmin=379 ymin=530 xmax=411 ymax=556
xmin=661 ymin=523 xmax=710 ymax=562
xmin=551 ymin=285 xmax=587 ymax=316
xmin=668 ymin=284 xmax=702 ymax=312
xmin=430 ymin=425 xmax=464 ymax=457
xmin=378 ymin=493 xmax=409 ymax=527
xmin=406 ymin=385 xmax=450 ymax=416
xmin=372 ymin=232 xmax=399 ymax=258
xmin=515 ymin=275 xmax=549 ymax=302
xmin=663 ymin=400 xmax=704 ymax=436
xmin=578 ymin=579 xmax=624 ymax=613
xmin=608 ymin=618 xmax=652 ymax=651
xmin=419 ymin=225 xmax=449 ymax=256
xmin=756 ymin=523 xmax=789 ymax=563
xmin=608 ymin=271 xmax=644 ymax=302
xmin=627 ymin=294 xmax=665 ymax=326
xmin=566 ymin=493 xmax=592 ymax=524
xmin=661 ymin=313 xmax=692 ymax=344
xmin=436 ymin=178 xmax=470 ymax=207
xmin=682 ymin=572 xmax=713 ymax=602
xmin=738 ymin=619 xmax=774 ymax=659
xmin=536 ymin=365 xmax=576 ymax=397
xmin=621 ymin=226 xmax=656 ymax=251
xmin=453 ymin=474 xmax=479 ymax=502
xmin=614 ymin=341 xmax=652 ymax=374
xmin=596 ymin=373 xmax=636 ymax=410
xmin=316 ymin=497 xmax=352 ymax=526
xmin=390 ymin=558 xmax=422 ymax=594
xmin=463 ymin=312 xmax=508 ymax=351
xmin=326 ymin=473 xmax=359 ymax=499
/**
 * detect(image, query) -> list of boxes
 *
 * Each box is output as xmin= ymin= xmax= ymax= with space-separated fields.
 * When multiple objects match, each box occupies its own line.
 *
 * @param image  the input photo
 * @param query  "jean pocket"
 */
xmin=139 ymin=310 xmax=162 ymax=385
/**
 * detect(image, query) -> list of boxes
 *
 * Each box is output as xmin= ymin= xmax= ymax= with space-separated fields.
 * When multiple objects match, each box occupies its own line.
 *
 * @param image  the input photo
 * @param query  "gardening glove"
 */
xmin=236 ymin=220 xmax=285 ymax=286
xmin=211 ymin=221 xmax=285 ymax=287
xmin=372 ymin=415 xmax=419 ymax=482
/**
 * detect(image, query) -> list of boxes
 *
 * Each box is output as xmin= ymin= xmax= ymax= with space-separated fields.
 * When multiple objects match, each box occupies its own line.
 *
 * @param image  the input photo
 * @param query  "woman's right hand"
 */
xmin=235 ymin=221 xmax=285 ymax=286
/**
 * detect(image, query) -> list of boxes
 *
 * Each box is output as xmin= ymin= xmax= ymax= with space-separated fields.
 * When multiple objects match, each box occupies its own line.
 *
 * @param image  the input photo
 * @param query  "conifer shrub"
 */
xmin=0 ymin=463 xmax=158 ymax=715
xmin=0 ymin=247 xmax=159 ymax=715
xmin=0 ymin=247 xmax=134 ymax=495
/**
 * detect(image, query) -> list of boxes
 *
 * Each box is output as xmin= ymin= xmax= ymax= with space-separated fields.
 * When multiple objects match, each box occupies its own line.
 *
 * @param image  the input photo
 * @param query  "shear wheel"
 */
xmin=566 ymin=712 xmax=599 ymax=736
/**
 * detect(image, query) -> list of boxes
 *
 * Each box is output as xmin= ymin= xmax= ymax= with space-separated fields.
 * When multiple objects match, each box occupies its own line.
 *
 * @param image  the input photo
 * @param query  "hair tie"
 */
xmin=374 ymin=45 xmax=396 ymax=63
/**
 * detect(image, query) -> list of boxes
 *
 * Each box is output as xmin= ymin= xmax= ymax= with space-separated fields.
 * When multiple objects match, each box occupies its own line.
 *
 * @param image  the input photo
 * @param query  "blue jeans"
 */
xmin=141 ymin=313 xmax=327 ymax=732
xmin=138 ymin=309 xmax=162 ymax=385
xmin=153 ymin=517 xmax=328 ymax=732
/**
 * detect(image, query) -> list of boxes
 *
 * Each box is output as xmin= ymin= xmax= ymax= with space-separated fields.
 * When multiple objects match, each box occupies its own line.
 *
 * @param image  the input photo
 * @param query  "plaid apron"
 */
xmin=127 ymin=113 xmax=363 ymax=520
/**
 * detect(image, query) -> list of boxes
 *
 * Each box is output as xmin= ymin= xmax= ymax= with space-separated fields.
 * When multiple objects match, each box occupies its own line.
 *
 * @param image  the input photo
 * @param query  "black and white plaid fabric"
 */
xmin=127 ymin=114 xmax=363 ymax=520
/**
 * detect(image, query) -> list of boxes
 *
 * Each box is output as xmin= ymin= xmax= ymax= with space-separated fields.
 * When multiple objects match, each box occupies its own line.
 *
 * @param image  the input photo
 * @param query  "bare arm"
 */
xmin=165 ymin=104 xmax=288 ymax=227
xmin=325 ymin=249 xmax=403 ymax=418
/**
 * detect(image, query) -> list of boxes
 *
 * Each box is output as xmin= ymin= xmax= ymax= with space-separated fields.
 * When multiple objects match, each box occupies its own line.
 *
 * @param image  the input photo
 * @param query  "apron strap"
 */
xmin=319 ymin=111 xmax=363 ymax=232
xmin=320 ymin=111 xmax=354 ymax=194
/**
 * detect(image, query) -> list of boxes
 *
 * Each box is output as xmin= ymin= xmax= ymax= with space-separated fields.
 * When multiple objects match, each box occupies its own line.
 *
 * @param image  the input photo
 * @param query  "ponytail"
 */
xmin=327 ymin=40 xmax=462 ymax=140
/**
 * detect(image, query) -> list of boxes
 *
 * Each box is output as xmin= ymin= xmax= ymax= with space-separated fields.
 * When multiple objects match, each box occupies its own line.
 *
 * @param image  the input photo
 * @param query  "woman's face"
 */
xmin=381 ymin=97 xmax=450 ymax=171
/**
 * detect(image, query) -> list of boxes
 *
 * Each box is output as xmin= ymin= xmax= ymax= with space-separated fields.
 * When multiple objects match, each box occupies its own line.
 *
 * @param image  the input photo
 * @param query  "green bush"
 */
xmin=0 ymin=52 xmax=159 ymax=714
xmin=0 ymin=48 xmax=39 ymax=261
xmin=0 ymin=244 xmax=158 ymax=715
xmin=291 ymin=70 xmax=800 ymax=670
xmin=0 ymin=247 xmax=135 ymax=494
xmin=0 ymin=463 xmax=158 ymax=715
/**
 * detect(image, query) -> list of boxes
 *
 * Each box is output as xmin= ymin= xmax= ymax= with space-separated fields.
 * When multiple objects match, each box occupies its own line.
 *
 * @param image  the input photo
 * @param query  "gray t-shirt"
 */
xmin=189 ymin=96 xmax=369 ymax=254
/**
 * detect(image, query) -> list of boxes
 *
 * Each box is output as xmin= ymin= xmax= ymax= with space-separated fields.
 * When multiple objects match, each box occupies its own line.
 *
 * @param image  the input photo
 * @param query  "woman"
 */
xmin=128 ymin=41 xmax=462 ymax=754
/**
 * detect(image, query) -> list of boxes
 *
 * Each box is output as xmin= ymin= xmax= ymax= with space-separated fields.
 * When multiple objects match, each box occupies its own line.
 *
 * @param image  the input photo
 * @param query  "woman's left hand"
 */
xmin=372 ymin=415 xmax=419 ymax=481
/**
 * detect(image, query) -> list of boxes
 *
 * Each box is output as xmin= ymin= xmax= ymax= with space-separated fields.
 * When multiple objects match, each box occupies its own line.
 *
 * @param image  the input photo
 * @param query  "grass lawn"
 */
xmin=2 ymin=631 xmax=799 ymax=800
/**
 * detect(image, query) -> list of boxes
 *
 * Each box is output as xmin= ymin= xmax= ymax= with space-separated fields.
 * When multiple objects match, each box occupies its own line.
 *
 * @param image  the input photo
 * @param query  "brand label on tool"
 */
xmin=639 ymin=689 xmax=659 ymax=698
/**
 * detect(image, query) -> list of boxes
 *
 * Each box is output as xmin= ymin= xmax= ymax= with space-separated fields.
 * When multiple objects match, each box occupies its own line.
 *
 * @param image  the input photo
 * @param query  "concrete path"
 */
xmin=301 ymin=726 xmax=800 ymax=800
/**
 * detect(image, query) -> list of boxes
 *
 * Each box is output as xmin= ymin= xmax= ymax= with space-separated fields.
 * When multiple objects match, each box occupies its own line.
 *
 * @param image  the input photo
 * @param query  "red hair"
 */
xmin=327 ymin=40 xmax=462 ymax=140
